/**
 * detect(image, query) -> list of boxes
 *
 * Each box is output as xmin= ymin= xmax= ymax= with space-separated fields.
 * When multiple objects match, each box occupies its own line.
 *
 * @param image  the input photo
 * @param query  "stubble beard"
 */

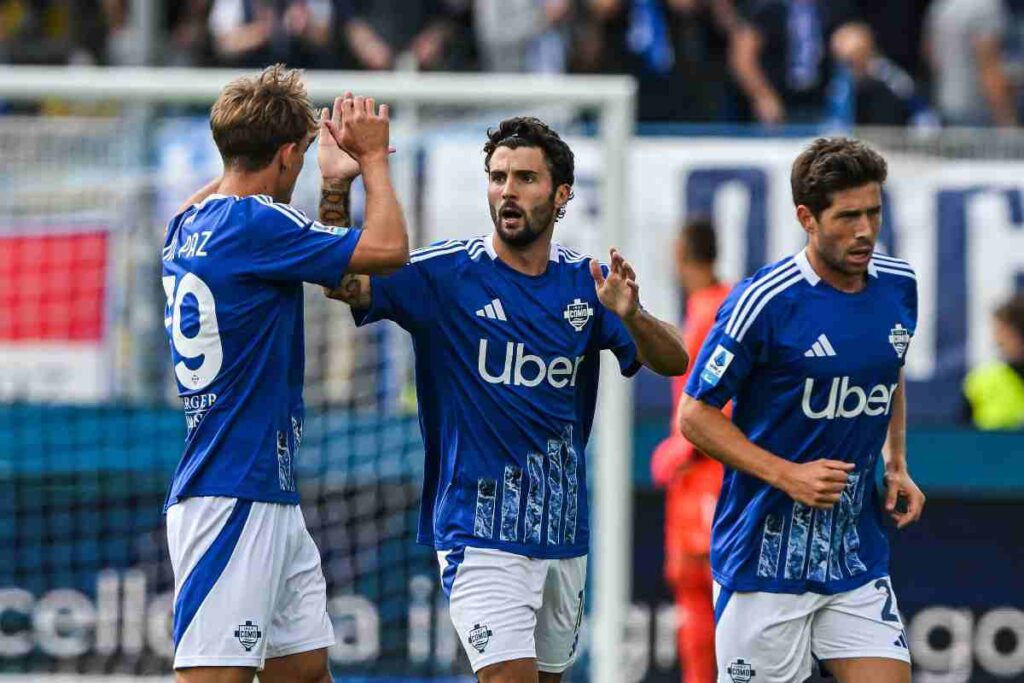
xmin=490 ymin=200 xmax=556 ymax=249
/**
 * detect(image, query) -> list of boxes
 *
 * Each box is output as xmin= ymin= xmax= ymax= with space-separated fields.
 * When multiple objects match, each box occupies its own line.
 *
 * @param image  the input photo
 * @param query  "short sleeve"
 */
xmin=351 ymin=246 xmax=450 ymax=331
xmin=246 ymin=199 xmax=362 ymax=289
xmin=594 ymin=263 xmax=641 ymax=377
xmin=684 ymin=280 xmax=768 ymax=409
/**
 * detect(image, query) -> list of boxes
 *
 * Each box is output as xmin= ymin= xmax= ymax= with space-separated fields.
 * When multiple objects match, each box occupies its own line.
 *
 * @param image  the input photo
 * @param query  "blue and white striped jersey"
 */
xmin=162 ymin=194 xmax=362 ymax=508
xmin=685 ymin=249 xmax=917 ymax=594
xmin=353 ymin=235 xmax=640 ymax=559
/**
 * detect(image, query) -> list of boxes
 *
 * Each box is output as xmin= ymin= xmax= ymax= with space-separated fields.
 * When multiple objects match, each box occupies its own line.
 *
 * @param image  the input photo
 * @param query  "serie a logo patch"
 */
xmin=701 ymin=344 xmax=735 ymax=387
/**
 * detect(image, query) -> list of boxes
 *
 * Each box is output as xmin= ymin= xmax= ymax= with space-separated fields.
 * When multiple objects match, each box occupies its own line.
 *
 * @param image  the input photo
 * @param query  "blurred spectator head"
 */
xmin=210 ymin=64 xmax=316 ymax=181
xmin=676 ymin=216 xmax=718 ymax=293
xmin=483 ymin=116 xmax=575 ymax=221
xmin=791 ymin=137 xmax=888 ymax=217
xmin=993 ymin=295 xmax=1024 ymax=364
xmin=831 ymin=22 xmax=875 ymax=79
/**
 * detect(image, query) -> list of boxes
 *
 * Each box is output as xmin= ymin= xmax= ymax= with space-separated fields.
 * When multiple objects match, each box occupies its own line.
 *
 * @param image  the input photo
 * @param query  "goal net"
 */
xmin=0 ymin=67 xmax=634 ymax=681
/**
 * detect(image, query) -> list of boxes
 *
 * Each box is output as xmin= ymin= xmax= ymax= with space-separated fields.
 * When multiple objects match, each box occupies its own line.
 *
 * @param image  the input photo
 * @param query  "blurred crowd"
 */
xmin=3 ymin=0 xmax=1024 ymax=126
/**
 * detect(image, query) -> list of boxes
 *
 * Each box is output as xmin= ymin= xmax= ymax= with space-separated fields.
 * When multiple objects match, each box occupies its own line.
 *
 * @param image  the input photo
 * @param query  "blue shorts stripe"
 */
xmin=714 ymin=586 xmax=734 ymax=625
xmin=440 ymin=545 xmax=466 ymax=600
xmin=172 ymin=499 xmax=253 ymax=648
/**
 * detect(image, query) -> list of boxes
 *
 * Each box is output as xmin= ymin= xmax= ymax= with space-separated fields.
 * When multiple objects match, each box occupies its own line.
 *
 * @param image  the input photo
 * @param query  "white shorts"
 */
xmin=437 ymin=546 xmax=586 ymax=674
xmin=166 ymin=496 xmax=334 ymax=669
xmin=714 ymin=577 xmax=911 ymax=683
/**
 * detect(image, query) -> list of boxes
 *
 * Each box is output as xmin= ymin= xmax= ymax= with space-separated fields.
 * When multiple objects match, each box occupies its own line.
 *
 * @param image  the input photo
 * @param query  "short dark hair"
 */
xmin=681 ymin=216 xmax=717 ymax=264
xmin=483 ymin=116 xmax=575 ymax=220
xmin=210 ymin=64 xmax=317 ymax=172
xmin=995 ymin=294 xmax=1024 ymax=340
xmin=791 ymin=137 xmax=888 ymax=216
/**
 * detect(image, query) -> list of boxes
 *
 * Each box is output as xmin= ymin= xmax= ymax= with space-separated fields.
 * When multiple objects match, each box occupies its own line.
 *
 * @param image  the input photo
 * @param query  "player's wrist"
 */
xmin=355 ymin=150 xmax=390 ymax=166
xmin=322 ymin=176 xmax=354 ymax=188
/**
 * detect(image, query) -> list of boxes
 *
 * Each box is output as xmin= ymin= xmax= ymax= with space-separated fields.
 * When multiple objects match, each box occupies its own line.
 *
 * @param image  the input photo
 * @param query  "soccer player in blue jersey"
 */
xmin=324 ymin=117 xmax=688 ymax=681
xmin=161 ymin=65 xmax=408 ymax=683
xmin=679 ymin=137 xmax=926 ymax=683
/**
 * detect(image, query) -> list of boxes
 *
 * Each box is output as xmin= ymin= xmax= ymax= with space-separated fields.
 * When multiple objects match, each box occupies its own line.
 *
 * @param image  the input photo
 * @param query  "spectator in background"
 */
xmin=0 ymin=0 xmax=106 ymax=64
xmin=924 ymin=0 xmax=1017 ymax=126
xmin=573 ymin=0 xmax=737 ymax=121
xmin=830 ymin=23 xmax=935 ymax=126
xmin=339 ymin=0 xmax=469 ymax=71
xmin=166 ymin=0 xmax=213 ymax=66
xmin=853 ymin=0 xmax=930 ymax=81
xmin=650 ymin=218 xmax=731 ymax=683
xmin=472 ymin=0 xmax=570 ymax=73
xmin=964 ymin=295 xmax=1024 ymax=430
xmin=730 ymin=0 xmax=862 ymax=125
xmin=208 ymin=0 xmax=334 ymax=69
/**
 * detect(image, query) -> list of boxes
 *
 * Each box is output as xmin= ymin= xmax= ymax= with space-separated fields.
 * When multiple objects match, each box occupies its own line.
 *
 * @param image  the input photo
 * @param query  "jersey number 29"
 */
xmin=163 ymin=273 xmax=223 ymax=391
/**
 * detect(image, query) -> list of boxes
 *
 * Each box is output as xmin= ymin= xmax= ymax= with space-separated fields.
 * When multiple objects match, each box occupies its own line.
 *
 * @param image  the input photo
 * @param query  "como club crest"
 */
xmin=563 ymin=298 xmax=594 ymax=332
xmin=234 ymin=620 xmax=262 ymax=651
xmin=888 ymin=323 xmax=911 ymax=359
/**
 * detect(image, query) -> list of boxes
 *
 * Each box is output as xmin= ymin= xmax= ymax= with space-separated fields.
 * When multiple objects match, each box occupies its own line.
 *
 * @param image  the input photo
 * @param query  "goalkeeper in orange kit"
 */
xmin=651 ymin=218 xmax=731 ymax=683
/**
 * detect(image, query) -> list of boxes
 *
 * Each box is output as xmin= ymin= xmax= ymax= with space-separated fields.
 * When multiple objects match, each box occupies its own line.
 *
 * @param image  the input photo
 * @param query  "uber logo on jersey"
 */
xmin=477 ymin=339 xmax=584 ymax=388
xmin=701 ymin=345 xmax=734 ymax=387
xmin=801 ymin=377 xmax=898 ymax=420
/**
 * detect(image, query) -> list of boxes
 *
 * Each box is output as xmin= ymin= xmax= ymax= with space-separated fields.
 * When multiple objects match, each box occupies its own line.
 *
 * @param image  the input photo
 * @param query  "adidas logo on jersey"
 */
xmin=801 ymin=376 xmax=898 ymax=420
xmin=477 ymin=339 xmax=583 ymax=388
xmin=475 ymin=298 xmax=507 ymax=321
xmin=804 ymin=334 xmax=837 ymax=358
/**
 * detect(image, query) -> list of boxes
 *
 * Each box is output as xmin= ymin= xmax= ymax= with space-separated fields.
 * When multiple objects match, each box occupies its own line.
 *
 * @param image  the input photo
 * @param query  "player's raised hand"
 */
xmin=337 ymin=95 xmax=390 ymax=163
xmin=590 ymin=248 xmax=640 ymax=320
xmin=318 ymin=93 xmax=362 ymax=181
xmin=884 ymin=467 xmax=925 ymax=529
xmin=781 ymin=459 xmax=854 ymax=509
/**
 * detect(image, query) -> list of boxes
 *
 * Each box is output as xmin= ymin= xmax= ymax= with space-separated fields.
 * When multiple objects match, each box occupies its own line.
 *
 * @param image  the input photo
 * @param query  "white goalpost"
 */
xmin=0 ymin=66 xmax=636 ymax=682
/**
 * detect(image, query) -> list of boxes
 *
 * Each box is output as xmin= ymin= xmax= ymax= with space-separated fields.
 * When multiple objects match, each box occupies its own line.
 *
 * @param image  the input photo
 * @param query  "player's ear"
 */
xmin=554 ymin=184 xmax=571 ymax=209
xmin=277 ymin=141 xmax=297 ymax=171
xmin=796 ymin=205 xmax=817 ymax=235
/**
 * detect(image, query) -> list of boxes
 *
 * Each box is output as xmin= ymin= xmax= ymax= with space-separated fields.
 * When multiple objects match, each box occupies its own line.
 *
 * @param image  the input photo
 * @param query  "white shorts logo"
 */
xmin=726 ymin=658 xmax=756 ymax=682
xmin=701 ymin=344 xmax=735 ymax=387
xmin=234 ymin=620 xmax=262 ymax=652
xmin=467 ymin=623 xmax=493 ymax=653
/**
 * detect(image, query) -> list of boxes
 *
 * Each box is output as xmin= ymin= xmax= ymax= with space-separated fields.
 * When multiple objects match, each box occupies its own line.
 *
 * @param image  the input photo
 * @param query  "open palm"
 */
xmin=318 ymin=94 xmax=361 ymax=181
xmin=590 ymin=248 xmax=640 ymax=320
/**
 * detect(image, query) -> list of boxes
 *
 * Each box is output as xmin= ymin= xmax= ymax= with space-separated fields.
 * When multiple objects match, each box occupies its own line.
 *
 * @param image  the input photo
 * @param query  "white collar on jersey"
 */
xmin=794 ymin=248 xmax=878 ymax=286
xmin=483 ymin=232 xmax=560 ymax=262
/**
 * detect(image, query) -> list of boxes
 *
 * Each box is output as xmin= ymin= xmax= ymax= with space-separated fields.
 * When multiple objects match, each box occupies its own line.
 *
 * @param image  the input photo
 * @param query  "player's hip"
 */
xmin=713 ymin=576 xmax=911 ymax=682
xmin=166 ymin=496 xmax=331 ymax=668
xmin=436 ymin=544 xmax=587 ymax=673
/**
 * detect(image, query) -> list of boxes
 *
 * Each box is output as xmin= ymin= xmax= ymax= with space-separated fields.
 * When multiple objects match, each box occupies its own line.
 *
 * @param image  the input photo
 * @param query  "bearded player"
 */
xmin=680 ymin=137 xmax=925 ymax=683
xmin=324 ymin=117 xmax=688 ymax=682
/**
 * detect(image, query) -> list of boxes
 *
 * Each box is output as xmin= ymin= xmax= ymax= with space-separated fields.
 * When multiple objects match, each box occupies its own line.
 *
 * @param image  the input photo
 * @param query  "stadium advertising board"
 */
xmin=427 ymin=137 xmax=1024 ymax=423
xmin=0 ymin=229 xmax=111 ymax=403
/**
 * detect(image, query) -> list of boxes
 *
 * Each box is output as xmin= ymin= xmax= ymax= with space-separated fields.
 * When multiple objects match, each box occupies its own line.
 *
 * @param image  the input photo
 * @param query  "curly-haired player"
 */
xmin=323 ymin=116 xmax=688 ymax=682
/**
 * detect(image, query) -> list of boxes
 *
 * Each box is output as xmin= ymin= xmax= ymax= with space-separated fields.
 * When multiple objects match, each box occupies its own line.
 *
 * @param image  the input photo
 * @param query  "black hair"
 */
xmin=484 ymin=116 xmax=575 ymax=220
xmin=791 ymin=137 xmax=888 ymax=217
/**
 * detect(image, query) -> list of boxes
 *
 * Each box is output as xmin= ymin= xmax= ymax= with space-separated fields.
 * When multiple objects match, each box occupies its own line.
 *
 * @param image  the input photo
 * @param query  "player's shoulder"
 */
xmin=719 ymin=254 xmax=809 ymax=342
xmin=869 ymin=252 xmax=917 ymax=286
xmin=549 ymin=243 xmax=600 ymax=279
xmin=244 ymin=194 xmax=313 ymax=230
xmin=408 ymin=236 xmax=488 ymax=270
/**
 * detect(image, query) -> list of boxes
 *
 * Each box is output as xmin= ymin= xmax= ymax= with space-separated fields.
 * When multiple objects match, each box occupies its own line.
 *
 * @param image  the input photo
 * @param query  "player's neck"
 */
xmin=218 ymin=170 xmax=280 ymax=202
xmin=492 ymin=232 xmax=553 ymax=277
xmin=805 ymin=247 xmax=866 ymax=294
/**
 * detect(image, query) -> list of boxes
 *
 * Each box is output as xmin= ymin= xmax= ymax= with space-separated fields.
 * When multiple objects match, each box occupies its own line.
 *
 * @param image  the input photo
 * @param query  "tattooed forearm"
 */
xmin=320 ymin=178 xmax=352 ymax=225
xmin=324 ymin=273 xmax=371 ymax=308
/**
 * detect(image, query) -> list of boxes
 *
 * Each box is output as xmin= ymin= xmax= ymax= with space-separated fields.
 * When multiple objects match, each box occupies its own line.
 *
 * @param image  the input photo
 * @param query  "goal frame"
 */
xmin=0 ymin=65 xmax=637 ymax=682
